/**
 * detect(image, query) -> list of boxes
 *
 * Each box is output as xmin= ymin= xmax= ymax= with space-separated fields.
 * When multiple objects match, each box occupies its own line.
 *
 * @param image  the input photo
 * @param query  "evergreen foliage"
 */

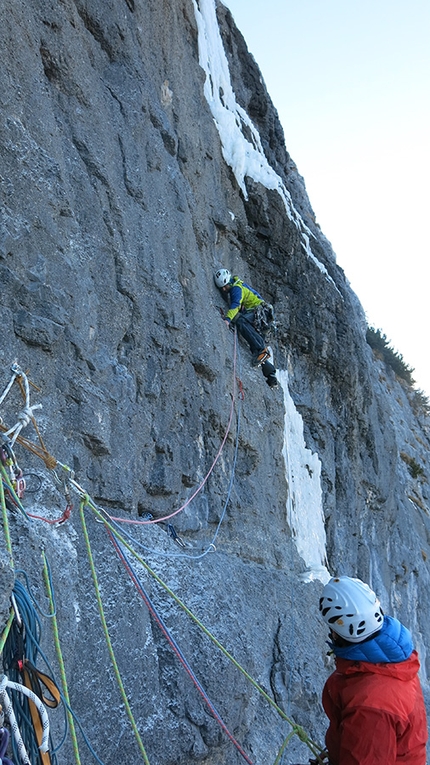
xmin=411 ymin=389 xmax=430 ymax=417
xmin=400 ymin=452 xmax=425 ymax=479
xmin=366 ymin=327 xmax=415 ymax=386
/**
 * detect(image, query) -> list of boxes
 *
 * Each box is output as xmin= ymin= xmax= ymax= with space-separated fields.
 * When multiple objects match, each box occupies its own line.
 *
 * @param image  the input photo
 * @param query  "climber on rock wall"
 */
xmin=214 ymin=267 xmax=278 ymax=388
xmin=318 ymin=575 xmax=428 ymax=765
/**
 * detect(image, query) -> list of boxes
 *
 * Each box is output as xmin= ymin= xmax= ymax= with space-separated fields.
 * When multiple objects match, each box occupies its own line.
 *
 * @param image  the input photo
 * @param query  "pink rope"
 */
xmin=109 ymin=331 xmax=238 ymax=526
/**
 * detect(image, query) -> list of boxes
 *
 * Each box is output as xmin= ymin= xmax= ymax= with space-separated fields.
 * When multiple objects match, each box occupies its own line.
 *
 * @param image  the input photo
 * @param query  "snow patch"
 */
xmin=192 ymin=0 xmax=334 ymax=282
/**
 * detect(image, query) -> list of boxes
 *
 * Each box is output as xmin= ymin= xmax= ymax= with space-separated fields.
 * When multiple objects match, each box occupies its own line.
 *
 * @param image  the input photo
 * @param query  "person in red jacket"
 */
xmin=319 ymin=576 xmax=428 ymax=765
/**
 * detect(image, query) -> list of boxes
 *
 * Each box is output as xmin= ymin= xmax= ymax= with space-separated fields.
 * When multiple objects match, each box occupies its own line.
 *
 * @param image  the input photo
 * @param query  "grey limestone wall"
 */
xmin=0 ymin=1 xmax=429 ymax=763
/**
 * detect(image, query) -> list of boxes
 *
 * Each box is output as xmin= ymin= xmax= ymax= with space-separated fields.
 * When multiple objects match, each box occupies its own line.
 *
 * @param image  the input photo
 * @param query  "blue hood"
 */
xmin=331 ymin=615 xmax=414 ymax=663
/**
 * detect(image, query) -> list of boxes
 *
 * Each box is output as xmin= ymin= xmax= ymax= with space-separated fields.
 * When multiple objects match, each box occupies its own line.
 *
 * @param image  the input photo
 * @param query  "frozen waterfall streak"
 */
xmin=0 ymin=674 xmax=50 ymax=764
xmin=109 ymin=531 xmax=255 ymax=765
xmin=279 ymin=370 xmax=331 ymax=584
xmin=192 ymin=0 xmax=336 ymax=286
xmin=108 ymin=330 xmax=239 ymax=527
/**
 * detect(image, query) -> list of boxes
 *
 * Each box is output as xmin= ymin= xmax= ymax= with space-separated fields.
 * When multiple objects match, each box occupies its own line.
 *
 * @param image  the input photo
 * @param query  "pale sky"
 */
xmin=223 ymin=0 xmax=430 ymax=396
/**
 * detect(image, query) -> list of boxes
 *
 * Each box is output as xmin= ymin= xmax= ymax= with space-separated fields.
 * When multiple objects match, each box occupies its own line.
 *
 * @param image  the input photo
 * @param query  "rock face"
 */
xmin=1 ymin=1 xmax=429 ymax=764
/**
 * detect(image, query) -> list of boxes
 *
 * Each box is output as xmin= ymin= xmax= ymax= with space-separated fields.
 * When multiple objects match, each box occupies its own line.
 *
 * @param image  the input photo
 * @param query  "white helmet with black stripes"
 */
xmin=214 ymin=268 xmax=232 ymax=288
xmin=319 ymin=576 xmax=384 ymax=643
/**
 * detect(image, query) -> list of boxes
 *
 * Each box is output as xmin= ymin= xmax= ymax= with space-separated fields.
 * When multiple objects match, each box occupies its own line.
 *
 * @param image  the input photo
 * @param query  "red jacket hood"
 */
xmin=335 ymin=649 xmax=421 ymax=681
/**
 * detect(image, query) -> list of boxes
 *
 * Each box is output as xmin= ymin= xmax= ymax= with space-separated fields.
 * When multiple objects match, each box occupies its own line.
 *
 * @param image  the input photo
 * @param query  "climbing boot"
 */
xmin=251 ymin=347 xmax=270 ymax=367
xmin=266 ymin=373 xmax=278 ymax=388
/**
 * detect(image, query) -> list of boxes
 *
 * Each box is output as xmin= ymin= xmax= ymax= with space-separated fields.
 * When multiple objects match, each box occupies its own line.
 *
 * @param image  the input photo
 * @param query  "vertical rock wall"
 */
xmin=0 ymin=1 xmax=429 ymax=763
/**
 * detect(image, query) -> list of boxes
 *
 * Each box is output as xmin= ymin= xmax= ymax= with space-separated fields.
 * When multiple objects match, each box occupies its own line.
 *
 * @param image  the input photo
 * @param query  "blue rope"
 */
xmin=14 ymin=568 xmax=56 ymax=619
xmin=8 ymin=575 xmax=107 ymax=765
xmin=3 ymin=579 xmax=60 ymax=765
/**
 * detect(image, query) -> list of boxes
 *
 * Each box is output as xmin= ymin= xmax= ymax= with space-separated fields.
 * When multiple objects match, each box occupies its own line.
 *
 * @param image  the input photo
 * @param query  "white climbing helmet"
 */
xmin=319 ymin=576 xmax=384 ymax=643
xmin=214 ymin=268 xmax=231 ymax=288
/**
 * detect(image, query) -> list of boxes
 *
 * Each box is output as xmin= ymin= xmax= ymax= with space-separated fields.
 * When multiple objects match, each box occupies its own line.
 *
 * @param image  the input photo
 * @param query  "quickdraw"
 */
xmin=1 ymin=441 xmax=26 ymax=503
xmin=141 ymin=513 xmax=188 ymax=548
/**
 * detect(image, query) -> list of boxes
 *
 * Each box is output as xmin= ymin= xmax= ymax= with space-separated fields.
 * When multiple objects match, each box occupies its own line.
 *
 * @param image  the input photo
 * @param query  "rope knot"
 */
xmin=293 ymin=724 xmax=309 ymax=743
xmin=17 ymin=404 xmax=42 ymax=429
xmin=43 ymin=455 xmax=57 ymax=470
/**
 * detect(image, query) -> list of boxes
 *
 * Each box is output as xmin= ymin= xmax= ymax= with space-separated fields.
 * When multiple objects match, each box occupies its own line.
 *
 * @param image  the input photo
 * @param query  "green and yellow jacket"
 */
xmin=224 ymin=277 xmax=264 ymax=323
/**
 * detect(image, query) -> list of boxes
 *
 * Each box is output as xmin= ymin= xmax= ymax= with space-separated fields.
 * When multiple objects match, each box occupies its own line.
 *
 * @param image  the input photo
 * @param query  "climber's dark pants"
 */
xmin=233 ymin=311 xmax=265 ymax=354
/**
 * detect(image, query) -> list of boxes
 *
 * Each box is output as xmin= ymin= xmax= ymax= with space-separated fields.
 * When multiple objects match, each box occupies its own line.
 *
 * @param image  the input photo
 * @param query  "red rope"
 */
xmin=28 ymin=503 xmax=72 ymax=525
xmin=108 ymin=528 xmax=254 ymax=764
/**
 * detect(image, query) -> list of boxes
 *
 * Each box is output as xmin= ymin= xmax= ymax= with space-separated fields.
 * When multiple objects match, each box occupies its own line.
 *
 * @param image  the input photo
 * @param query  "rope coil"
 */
xmin=0 ymin=674 xmax=50 ymax=761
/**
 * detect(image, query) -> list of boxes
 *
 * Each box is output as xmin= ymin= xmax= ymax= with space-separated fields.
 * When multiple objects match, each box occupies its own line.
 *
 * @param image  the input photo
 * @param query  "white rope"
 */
xmin=0 ymin=367 xmax=19 ymax=408
xmin=0 ymin=675 xmax=31 ymax=765
xmin=4 ymin=403 xmax=43 ymax=447
xmin=0 ymin=365 xmax=43 ymax=447
xmin=0 ymin=674 xmax=50 ymax=761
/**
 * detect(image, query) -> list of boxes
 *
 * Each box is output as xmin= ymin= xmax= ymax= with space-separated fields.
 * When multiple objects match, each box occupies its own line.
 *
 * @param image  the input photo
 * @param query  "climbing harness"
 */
xmin=253 ymin=302 xmax=276 ymax=337
xmin=15 ymin=661 xmax=59 ymax=765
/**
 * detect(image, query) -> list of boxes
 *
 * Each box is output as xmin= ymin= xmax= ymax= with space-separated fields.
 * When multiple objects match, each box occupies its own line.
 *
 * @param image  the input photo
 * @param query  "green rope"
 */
xmin=85 ymin=498 xmax=324 ymax=759
xmin=79 ymin=499 xmax=151 ymax=765
xmin=42 ymin=551 xmax=82 ymax=765
xmin=0 ymin=463 xmax=29 ymax=519
xmin=0 ymin=469 xmax=16 ymax=663
xmin=0 ymin=466 xmax=14 ymax=567
xmin=0 ymin=610 xmax=15 ymax=656
xmin=273 ymin=729 xmax=295 ymax=765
